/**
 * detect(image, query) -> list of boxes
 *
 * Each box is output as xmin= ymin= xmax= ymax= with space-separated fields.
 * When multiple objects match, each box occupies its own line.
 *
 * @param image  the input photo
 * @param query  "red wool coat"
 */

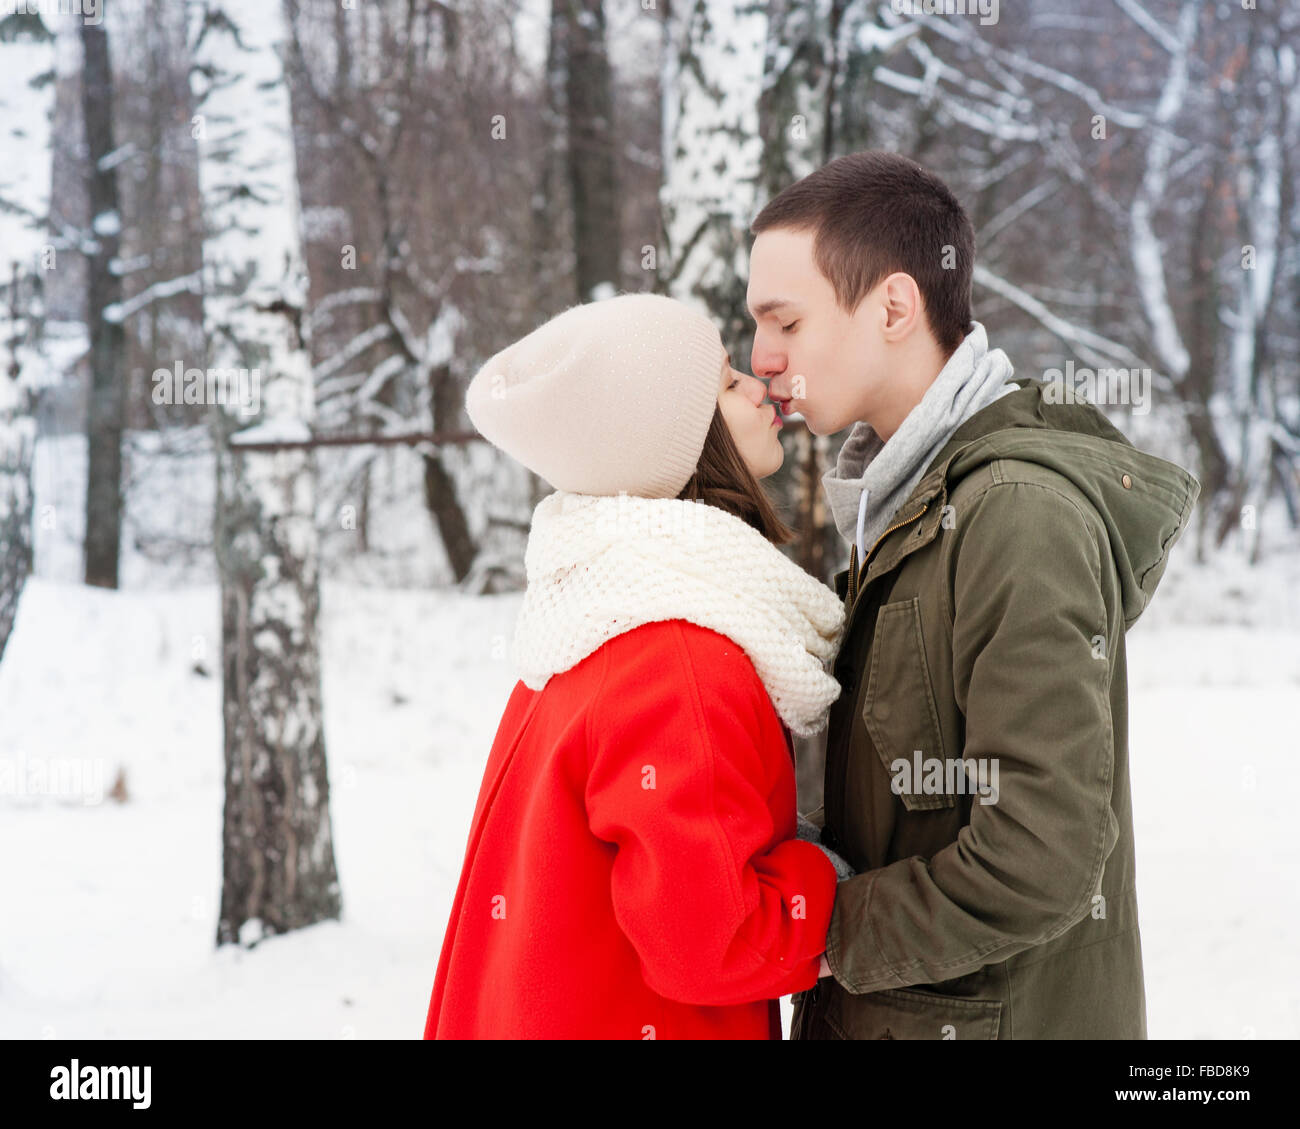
xmin=423 ymin=618 xmax=838 ymax=1040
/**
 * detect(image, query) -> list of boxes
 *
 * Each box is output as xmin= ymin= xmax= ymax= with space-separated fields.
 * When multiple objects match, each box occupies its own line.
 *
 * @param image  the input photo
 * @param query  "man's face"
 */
xmin=746 ymin=227 xmax=882 ymax=436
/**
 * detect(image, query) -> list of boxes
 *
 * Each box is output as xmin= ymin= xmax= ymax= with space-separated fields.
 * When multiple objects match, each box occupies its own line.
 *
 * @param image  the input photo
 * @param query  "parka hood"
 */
xmin=915 ymin=377 xmax=1201 ymax=628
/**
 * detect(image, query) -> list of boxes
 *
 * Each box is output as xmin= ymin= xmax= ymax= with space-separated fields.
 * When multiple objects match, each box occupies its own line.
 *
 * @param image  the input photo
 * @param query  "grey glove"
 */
xmin=796 ymin=813 xmax=856 ymax=881
xmin=795 ymin=812 xmax=823 ymax=843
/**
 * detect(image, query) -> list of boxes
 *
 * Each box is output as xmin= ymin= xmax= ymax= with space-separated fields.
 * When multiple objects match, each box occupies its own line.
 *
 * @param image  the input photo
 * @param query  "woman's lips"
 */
xmin=771 ymin=405 xmax=782 ymax=427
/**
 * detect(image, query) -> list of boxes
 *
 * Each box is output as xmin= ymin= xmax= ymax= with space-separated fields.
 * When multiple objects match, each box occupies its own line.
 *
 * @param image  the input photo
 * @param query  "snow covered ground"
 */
xmin=0 ymin=577 xmax=521 ymax=1039
xmin=1 ymin=434 xmax=1298 ymax=1039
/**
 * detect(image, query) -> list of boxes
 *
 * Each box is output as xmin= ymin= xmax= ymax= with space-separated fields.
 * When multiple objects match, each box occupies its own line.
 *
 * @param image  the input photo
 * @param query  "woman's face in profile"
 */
xmin=718 ymin=352 xmax=785 ymax=479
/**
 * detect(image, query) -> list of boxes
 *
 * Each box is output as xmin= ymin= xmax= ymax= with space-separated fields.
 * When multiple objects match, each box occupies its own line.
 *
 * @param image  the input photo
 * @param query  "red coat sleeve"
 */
xmin=584 ymin=620 xmax=837 ymax=1007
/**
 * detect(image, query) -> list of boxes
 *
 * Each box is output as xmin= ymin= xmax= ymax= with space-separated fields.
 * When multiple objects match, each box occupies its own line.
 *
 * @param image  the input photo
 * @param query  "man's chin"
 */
xmin=800 ymin=411 xmax=827 ymax=437
xmin=790 ymin=405 xmax=851 ymax=436
xmin=812 ymin=410 xmax=859 ymax=437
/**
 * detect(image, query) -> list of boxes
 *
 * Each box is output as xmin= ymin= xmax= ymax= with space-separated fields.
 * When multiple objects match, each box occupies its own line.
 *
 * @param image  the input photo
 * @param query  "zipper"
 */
xmin=846 ymin=503 xmax=928 ymax=610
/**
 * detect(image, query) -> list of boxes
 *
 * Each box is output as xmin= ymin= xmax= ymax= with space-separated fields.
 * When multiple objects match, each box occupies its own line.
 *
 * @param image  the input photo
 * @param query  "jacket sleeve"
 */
xmin=585 ymin=621 xmax=839 ymax=1007
xmin=825 ymin=478 xmax=1123 ymax=993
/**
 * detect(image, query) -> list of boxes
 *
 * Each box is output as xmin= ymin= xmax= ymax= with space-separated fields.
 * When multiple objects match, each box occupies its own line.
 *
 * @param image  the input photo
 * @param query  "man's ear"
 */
xmin=879 ymin=273 xmax=925 ymax=340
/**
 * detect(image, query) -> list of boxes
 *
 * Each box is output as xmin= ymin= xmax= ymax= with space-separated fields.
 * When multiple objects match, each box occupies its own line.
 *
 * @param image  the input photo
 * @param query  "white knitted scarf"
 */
xmin=510 ymin=490 xmax=847 ymax=737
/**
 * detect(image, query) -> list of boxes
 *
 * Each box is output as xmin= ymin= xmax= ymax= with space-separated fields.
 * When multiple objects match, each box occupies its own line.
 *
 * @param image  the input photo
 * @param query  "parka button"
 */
xmin=1121 ymin=473 xmax=1132 ymax=488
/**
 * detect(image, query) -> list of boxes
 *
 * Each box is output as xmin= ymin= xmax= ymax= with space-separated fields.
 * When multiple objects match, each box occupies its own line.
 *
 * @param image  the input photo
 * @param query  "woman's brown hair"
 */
xmin=676 ymin=404 xmax=795 ymax=546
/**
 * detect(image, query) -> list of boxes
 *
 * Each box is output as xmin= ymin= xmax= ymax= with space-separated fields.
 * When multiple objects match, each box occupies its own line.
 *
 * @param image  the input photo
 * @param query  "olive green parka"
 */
xmin=793 ymin=376 xmax=1200 ymax=1040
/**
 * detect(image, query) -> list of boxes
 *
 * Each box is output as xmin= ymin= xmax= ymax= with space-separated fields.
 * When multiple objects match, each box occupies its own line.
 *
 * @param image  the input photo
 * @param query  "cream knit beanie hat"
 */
xmin=464 ymin=292 xmax=726 ymax=499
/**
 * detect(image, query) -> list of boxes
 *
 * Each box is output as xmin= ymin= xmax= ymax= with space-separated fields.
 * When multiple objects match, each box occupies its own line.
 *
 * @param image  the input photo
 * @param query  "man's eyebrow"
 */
xmin=749 ymin=298 xmax=795 ymax=318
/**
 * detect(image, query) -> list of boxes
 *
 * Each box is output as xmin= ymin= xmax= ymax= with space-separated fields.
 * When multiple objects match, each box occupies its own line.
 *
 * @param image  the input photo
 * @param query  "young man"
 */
xmin=747 ymin=150 xmax=1200 ymax=1039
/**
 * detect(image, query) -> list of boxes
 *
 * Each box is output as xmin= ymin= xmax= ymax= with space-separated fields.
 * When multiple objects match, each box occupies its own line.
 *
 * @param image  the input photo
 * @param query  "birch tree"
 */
xmin=0 ymin=11 xmax=55 ymax=662
xmin=1222 ymin=16 xmax=1295 ymax=560
xmin=187 ymin=0 xmax=340 ymax=946
xmin=659 ymin=0 xmax=767 ymax=339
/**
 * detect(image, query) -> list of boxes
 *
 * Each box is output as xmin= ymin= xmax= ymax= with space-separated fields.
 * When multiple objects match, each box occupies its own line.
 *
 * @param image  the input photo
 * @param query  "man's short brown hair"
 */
xmin=750 ymin=150 xmax=975 ymax=356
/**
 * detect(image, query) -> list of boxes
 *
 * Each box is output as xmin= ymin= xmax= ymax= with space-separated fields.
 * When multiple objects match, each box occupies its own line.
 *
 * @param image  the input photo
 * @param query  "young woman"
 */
xmin=423 ymin=292 xmax=850 ymax=1040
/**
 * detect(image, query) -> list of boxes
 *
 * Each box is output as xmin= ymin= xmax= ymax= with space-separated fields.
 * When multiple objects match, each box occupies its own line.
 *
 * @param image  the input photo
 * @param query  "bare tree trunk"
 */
xmin=188 ymin=0 xmax=340 ymax=947
xmin=81 ymin=18 xmax=127 ymax=589
xmin=423 ymin=361 xmax=476 ymax=581
xmin=562 ymin=0 xmax=621 ymax=301
xmin=531 ymin=0 xmax=570 ymax=316
xmin=1181 ymin=133 xmax=1232 ymax=561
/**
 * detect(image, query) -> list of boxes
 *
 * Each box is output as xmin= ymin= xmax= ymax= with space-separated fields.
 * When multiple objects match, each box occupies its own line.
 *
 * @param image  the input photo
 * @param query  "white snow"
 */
xmin=856 ymin=19 xmax=922 ymax=56
xmin=0 ymin=19 xmax=55 ymax=276
xmin=102 ymin=269 xmax=203 ymax=326
xmin=228 ymin=418 xmax=312 ymax=447
xmin=96 ymin=142 xmax=137 ymax=172
xmin=0 ymin=571 xmax=522 ymax=1039
xmin=91 ymin=210 xmax=121 ymax=238
xmin=0 ymin=9 xmax=56 ymax=403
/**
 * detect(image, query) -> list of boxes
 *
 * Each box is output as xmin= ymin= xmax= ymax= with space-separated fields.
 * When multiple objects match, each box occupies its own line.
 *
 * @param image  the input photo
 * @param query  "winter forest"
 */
xmin=1 ymin=0 xmax=1297 ymax=1041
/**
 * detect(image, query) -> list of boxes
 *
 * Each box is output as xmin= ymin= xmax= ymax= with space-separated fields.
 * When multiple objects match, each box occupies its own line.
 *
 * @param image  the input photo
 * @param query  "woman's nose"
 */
xmin=742 ymin=373 xmax=768 ymax=404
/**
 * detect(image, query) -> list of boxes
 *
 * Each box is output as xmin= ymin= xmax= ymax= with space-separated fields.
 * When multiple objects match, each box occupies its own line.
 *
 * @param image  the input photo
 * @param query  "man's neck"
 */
xmin=868 ymin=337 xmax=950 ymax=443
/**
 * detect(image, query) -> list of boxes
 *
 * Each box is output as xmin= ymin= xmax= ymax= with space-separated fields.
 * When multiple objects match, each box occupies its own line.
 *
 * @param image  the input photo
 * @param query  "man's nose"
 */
xmin=750 ymin=337 xmax=786 ymax=384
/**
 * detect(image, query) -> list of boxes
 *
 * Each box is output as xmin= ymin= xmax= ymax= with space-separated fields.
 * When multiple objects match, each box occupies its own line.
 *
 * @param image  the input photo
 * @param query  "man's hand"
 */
xmin=817 ymin=953 xmax=832 ymax=978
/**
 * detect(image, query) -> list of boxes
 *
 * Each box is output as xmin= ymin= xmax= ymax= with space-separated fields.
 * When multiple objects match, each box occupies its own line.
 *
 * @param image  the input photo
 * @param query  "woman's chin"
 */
xmin=753 ymin=445 xmax=783 ymax=479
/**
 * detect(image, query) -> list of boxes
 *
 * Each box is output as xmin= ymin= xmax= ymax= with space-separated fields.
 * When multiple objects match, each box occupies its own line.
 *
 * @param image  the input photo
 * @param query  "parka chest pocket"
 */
xmin=862 ymin=597 xmax=953 ymax=812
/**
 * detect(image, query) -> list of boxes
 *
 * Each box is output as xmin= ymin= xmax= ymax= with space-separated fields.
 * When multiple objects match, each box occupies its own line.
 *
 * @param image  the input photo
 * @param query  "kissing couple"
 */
xmin=424 ymin=149 xmax=1199 ymax=1040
